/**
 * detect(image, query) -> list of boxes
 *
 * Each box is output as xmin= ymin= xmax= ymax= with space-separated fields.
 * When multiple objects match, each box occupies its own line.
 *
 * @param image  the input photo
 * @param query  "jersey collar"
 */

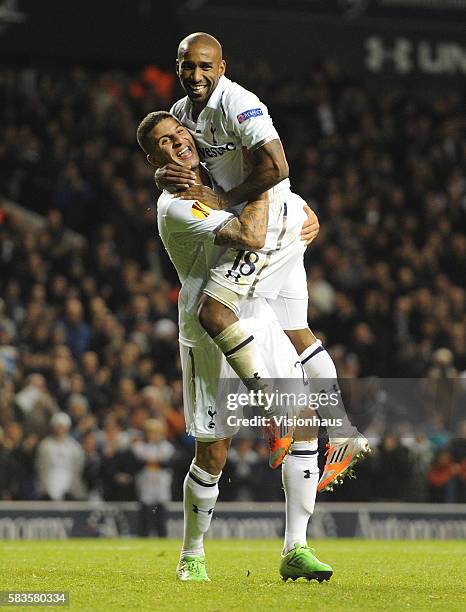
xmin=206 ymin=76 xmax=230 ymax=110
xmin=199 ymin=162 xmax=216 ymax=190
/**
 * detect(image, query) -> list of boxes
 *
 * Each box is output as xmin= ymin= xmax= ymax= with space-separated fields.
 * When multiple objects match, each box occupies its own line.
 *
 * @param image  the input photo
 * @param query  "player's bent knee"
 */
xmin=198 ymin=295 xmax=237 ymax=338
xmin=285 ymin=328 xmax=317 ymax=354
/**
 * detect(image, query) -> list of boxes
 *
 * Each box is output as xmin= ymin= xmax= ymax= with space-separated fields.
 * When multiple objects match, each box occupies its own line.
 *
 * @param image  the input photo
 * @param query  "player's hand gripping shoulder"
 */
xmin=301 ymin=205 xmax=320 ymax=246
xmin=154 ymin=163 xmax=197 ymax=192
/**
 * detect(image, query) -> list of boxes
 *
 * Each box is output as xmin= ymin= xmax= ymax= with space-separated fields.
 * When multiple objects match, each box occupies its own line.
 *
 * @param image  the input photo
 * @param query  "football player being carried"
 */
xmin=138 ymin=111 xmax=332 ymax=583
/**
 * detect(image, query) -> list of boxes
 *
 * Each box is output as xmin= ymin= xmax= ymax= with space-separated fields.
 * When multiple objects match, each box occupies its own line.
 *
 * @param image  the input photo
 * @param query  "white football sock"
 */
xmin=282 ymin=440 xmax=319 ymax=555
xmin=300 ymin=340 xmax=358 ymax=440
xmin=181 ymin=461 xmax=220 ymax=559
xmin=214 ymin=320 xmax=272 ymax=387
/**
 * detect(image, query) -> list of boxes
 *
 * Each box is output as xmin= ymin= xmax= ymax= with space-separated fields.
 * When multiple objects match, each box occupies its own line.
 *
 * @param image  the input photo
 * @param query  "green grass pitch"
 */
xmin=1 ymin=539 xmax=465 ymax=611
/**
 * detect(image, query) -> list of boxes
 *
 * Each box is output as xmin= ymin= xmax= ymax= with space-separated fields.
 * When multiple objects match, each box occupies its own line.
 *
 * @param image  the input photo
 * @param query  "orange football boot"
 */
xmin=317 ymin=436 xmax=370 ymax=492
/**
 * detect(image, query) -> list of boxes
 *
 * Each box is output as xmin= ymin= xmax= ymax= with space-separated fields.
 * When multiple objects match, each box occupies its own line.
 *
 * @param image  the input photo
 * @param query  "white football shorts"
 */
xmin=204 ymin=185 xmax=309 ymax=330
xmin=180 ymin=299 xmax=306 ymax=441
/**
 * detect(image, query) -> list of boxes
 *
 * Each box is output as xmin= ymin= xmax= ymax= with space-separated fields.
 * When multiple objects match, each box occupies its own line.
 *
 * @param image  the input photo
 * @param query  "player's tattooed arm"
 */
xmin=178 ymin=140 xmax=287 ymax=209
xmin=214 ymin=193 xmax=268 ymax=249
xmin=169 ymin=140 xmax=288 ymax=209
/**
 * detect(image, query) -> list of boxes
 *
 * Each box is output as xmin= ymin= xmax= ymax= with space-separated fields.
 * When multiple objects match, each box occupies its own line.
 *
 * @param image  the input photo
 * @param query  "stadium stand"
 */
xmin=0 ymin=62 xmax=465 ymax=504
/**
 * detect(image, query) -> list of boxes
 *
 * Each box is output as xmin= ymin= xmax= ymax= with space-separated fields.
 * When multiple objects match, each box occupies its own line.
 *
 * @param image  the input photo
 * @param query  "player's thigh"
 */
xmin=253 ymin=320 xmax=302 ymax=378
xmin=250 ymin=193 xmax=309 ymax=300
xmin=267 ymin=295 xmax=309 ymax=331
xmin=204 ymin=242 xmax=306 ymax=315
xmin=254 ymin=319 xmax=307 ymax=416
xmin=205 ymin=247 xmax=266 ymax=315
xmin=276 ymin=243 xmax=308 ymax=301
xmin=272 ymin=191 xmax=311 ymax=304
xmin=180 ymin=341 xmax=241 ymax=441
xmin=205 ymin=192 xmax=308 ymax=310
xmin=267 ymin=252 xmax=309 ymax=330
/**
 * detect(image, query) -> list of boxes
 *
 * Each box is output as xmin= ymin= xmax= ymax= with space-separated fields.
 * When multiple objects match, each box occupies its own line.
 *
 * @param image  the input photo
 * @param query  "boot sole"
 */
xmin=281 ymin=570 xmax=333 ymax=583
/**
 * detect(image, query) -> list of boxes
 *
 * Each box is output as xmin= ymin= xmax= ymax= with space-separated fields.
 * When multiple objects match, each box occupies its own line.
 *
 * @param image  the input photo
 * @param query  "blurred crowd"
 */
xmin=0 ymin=60 xmax=465 ymax=511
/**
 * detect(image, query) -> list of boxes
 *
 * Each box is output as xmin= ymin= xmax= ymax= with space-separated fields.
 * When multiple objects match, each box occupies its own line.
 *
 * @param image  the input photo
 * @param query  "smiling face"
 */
xmin=177 ymin=38 xmax=226 ymax=109
xmin=148 ymin=118 xmax=199 ymax=169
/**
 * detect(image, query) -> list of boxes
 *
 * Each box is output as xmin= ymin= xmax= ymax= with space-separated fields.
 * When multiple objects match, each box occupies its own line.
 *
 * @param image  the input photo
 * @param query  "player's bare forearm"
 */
xmin=215 ymin=195 xmax=268 ymax=249
xmin=223 ymin=139 xmax=289 ymax=207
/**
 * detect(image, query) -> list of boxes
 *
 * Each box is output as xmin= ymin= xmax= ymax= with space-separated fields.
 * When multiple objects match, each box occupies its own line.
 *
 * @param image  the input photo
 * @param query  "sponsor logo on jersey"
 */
xmin=198 ymin=143 xmax=237 ymax=158
xmin=191 ymin=200 xmax=211 ymax=220
xmin=237 ymin=108 xmax=263 ymax=123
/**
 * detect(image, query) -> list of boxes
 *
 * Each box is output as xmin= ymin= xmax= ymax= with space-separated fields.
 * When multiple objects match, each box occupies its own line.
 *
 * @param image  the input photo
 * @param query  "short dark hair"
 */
xmin=136 ymin=111 xmax=180 ymax=155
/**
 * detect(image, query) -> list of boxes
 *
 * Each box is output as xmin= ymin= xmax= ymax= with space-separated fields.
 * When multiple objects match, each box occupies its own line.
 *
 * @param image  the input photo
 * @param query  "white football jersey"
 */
xmin=158 ymin=191 xmax=280 ymax=347
xmin=170 ymin=76 xmax=290 ymax=194
xmin=157 ymin=192 xmax=233 ymax=347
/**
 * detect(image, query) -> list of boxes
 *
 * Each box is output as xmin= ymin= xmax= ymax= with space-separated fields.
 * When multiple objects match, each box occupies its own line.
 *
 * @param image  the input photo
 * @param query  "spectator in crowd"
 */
xmin=4 ymin=421 xmax=39 ymax=499
xmin=399 ymin=426 xmax=433 ymax=502
xmin=99 ymin=418 xmax=141 ymax=501
xmin=449 ymin=420 xmax=466 ymax=464
xmin=61 ymin=298 xmax=91 ymax=359
xmin=428 ymin=450 xmax=459 ymax=503
xmin=372 ymin=435 xmax=412 ymax=501
xmin=427 ymin=413 xmax=451 ymax=451
xmin=0 ymin=322 xmax=18 ymax=379
xmin=456 ymin=458 xmax=466 ymax=503
xmin=0 ymin=426 xmax=21 ymax=500
xmin=251 ymin=441 xmax=283 ymax=502
xmin=133 ymin=418 xmax=175 ymax=537
xmin=228 ymin=437 xmax=259 ymax=501
xmin=36 ymin=412 xmax=85 ymax=500
xmin=15 ymin=374 xmax=58 ymax=438
xmin=82 ymin=430 xmax=102 ymax=500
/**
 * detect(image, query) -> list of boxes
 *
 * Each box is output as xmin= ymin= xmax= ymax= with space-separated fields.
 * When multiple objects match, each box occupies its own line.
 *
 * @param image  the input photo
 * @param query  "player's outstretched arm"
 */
xmin=214 ymin=193 xmax=268 ymax=250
